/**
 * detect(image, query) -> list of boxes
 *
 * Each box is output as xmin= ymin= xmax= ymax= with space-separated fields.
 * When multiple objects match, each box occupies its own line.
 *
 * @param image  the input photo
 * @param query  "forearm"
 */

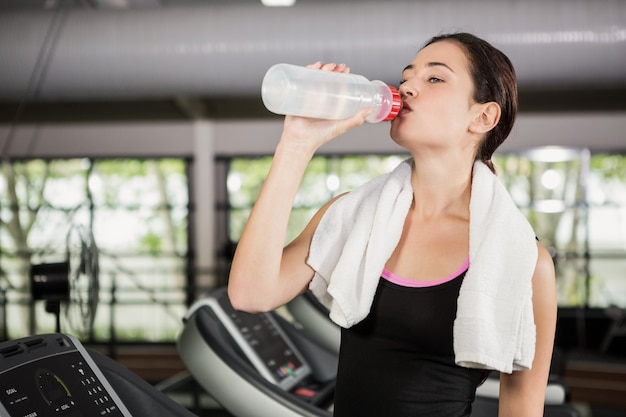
xmin=498 ymin=372 xmax=546 ymax=417
xmin=228 ymin=139 xmax=315 ymax=311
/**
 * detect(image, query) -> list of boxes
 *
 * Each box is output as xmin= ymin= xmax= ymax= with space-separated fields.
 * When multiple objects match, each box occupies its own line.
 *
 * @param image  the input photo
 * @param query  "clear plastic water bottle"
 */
xmin=261 ymin=63 xmax=402 ymax=123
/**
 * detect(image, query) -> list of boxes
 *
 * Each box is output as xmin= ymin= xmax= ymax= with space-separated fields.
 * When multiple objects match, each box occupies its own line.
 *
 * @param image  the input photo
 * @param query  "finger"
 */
xmin=333 ymin=107 xmax=373 ymax=136
xmin=333 ymin=63 xmax=350 ymax=74
xmin=306 ymin=62 xmax=350 ymax=74
xmin=350 ymin=107 xmax=374 ymax=125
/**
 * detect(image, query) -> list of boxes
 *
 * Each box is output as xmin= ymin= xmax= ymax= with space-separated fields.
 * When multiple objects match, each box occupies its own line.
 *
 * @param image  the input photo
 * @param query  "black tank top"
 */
xmin=333 ymin=267 xmax=486 ymax=417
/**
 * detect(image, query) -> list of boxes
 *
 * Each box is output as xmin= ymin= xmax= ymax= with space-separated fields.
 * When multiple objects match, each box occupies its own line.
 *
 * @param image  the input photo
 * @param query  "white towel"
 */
xmin=307 ymin=159 xmax=538 ymax=374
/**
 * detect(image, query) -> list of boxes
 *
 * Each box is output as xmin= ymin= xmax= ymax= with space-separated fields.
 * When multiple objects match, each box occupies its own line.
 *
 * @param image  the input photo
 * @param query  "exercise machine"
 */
xmin=178 ymin=287 xmax=337 ymax=417
xmin=0 ymin=333 xmax=196 ymax=417
xmin=286 ymin=291 xmax=340 ymax=354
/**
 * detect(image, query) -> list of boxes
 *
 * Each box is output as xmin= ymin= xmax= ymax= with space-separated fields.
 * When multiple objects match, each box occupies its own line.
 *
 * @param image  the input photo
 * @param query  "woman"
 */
xmin=228 ymin=32 xmax=557 ymax=417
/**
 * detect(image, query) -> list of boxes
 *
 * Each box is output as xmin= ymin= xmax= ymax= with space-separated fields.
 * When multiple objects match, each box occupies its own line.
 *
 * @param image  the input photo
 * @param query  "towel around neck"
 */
xmin=307 ymin=159 xmax=538 ymax=373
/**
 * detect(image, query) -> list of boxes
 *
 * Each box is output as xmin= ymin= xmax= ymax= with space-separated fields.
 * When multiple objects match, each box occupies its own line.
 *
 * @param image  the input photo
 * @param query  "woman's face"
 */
xmin=390 ymin=40 xmax=480 ymax=151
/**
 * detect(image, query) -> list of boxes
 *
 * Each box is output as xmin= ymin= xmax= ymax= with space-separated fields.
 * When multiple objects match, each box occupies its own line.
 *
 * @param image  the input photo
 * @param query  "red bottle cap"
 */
xmin=383 ymin=86 xmax=402 ymax=121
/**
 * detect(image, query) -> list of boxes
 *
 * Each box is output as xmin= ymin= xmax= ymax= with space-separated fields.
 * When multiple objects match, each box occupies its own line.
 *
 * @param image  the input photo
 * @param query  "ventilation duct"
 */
xmin=0 ymin=0 xmax=624 ymax=100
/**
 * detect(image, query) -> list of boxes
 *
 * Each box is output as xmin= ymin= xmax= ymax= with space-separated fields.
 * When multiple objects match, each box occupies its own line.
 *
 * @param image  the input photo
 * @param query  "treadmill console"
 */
xmin=185 ymin=288 xmax=313 ymax=391
xmin=0 ymin=334 xmax=132 ymax=417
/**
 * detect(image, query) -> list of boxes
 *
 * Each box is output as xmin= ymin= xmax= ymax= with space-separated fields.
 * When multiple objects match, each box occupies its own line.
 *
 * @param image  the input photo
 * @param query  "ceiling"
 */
xmin=1 ymin=0 xmax=625 ymax=123
xmin=2 ymin=0 xmax=375 ymax=10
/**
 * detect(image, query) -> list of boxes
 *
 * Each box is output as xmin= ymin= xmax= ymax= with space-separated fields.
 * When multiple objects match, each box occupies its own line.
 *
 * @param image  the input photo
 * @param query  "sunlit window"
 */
xmin=227 ymin=154 xmax=408 ymax=244
xmin=227 ymin=151 xmax=626 ymax=309
xmin=0 ymin=158 xmax=190 ymax=342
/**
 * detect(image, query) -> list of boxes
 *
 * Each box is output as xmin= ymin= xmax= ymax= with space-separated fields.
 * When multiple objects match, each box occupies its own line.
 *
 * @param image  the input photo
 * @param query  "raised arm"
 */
xmin=228 ymin=63 xmax=372 ymax=313
xmin=498 ymin=241 xmax=558 ymax=416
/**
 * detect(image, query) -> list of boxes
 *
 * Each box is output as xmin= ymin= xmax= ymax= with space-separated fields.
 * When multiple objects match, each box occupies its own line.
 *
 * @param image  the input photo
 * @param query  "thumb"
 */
xmin=334 ymin=107 xmax=373 ymax=136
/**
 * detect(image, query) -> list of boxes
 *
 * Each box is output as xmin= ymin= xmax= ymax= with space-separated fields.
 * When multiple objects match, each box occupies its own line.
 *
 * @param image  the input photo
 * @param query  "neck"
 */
xmin=408 ymin=152 xmax=474 ymax=220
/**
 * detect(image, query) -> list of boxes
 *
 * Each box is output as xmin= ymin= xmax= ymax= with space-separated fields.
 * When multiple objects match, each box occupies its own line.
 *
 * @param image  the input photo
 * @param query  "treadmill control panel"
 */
xmin=186 ymin=288 xmax=313 ymax=391
xmin=216 ymin=294 xmax=307 ymax=384
xmin=0 ymin=334 xmax=131 ymax=417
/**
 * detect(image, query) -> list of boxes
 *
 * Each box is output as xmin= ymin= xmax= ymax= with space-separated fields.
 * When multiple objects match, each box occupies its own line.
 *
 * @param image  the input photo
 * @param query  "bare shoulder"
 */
xmin=531 ymin=240 xmax=557 ymax=328
xmin=533 ymin=241 xmax=556 ymax=294
xmin=531 ymin=240 xmax=557 ymax=354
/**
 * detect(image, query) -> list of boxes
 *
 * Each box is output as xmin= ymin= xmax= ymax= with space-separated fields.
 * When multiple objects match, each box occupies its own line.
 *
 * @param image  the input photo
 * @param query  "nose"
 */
xmin=399 ymin=82 xmax=415 ymax=99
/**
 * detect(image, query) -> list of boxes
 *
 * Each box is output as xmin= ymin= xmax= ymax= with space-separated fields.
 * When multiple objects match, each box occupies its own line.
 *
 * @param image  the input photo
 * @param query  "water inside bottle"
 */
xmin=285 ymin=77 xmax=382 ymax=120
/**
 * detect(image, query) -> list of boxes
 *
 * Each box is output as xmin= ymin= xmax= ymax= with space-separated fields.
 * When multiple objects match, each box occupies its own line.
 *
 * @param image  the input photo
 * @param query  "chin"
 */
xmin=390 ymin=122 xmax=417 ymax=147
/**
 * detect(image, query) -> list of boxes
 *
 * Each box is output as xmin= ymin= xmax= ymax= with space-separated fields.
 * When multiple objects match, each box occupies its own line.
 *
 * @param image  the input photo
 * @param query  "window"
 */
xmin=587 ymin=154 xmax=626 ymax=308
xmin=226 ymin=150 xmax=626 ymax=308
xmin=0 ymin=158 xmax=190 ymax=342
xmin=226 ymin=154 xmax=408 ymax=244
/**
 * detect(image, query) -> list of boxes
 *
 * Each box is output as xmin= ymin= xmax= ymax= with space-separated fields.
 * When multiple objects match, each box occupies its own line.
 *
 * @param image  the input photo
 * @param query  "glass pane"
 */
xmin=227 ymin=154 xmax=408 ymax=244
xmin=589 ymin=257 xmax=626 ymax=308
xmin=495 ymin=149 xmax=626 ymax=309
xmin=90 ymin=159 xmax=189 ymax=342
xmin=0 ymin=158 xmax=190 ymax=342
xmin=587 ymin=154 xmax=626 ymax=308
xmin=1 ymin=159 xmax=90 ymax=338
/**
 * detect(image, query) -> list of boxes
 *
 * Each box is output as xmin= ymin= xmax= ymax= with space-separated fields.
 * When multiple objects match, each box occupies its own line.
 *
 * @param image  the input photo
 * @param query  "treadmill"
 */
xmin=177 ymin=287 xmax=337 ymax=417
xmin=285 ymin=291 xmax=340 ymax=355
xmin=0 ymin=333 xmax=197 ymax=417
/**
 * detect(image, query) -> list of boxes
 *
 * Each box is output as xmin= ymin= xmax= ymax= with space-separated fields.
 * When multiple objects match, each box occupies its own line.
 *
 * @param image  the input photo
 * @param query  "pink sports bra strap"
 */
xmin=382 ymin=257 xmax=470 ymax=288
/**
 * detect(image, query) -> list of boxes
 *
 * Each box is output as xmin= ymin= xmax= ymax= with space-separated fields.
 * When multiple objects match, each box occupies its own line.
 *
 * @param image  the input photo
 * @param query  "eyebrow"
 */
xmin=402 ymin=62 xmax=456 ymax=74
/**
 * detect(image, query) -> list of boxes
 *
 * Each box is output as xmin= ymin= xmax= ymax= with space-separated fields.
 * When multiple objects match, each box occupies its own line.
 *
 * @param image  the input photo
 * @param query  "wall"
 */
xmin=2 ymin=112 xmax=626 ymax=158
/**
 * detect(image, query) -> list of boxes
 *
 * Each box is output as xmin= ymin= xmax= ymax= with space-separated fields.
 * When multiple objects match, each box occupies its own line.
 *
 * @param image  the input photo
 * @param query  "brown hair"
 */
xmin=423 ymin=33 xmax=518 ymax=173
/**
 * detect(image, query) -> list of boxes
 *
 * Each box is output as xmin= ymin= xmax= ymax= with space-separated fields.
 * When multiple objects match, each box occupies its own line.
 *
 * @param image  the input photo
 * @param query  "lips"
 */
xmin=399 ymin=102 xmax=412 ymax=114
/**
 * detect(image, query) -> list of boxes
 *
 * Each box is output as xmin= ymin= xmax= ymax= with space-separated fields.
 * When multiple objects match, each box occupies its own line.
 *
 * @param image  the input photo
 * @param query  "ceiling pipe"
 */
xmin=0 ymin=1 xmax=624 ymax=101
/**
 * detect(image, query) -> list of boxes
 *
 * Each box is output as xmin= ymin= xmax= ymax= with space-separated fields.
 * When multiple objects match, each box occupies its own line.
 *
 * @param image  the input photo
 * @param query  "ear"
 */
xmin=469 ymin=102 xmax=501 ymax=135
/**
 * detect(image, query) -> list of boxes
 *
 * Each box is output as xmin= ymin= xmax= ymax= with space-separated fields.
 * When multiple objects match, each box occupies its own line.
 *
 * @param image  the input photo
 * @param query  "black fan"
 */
xmin=30 ymin=224 xmax=100 ymax=336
